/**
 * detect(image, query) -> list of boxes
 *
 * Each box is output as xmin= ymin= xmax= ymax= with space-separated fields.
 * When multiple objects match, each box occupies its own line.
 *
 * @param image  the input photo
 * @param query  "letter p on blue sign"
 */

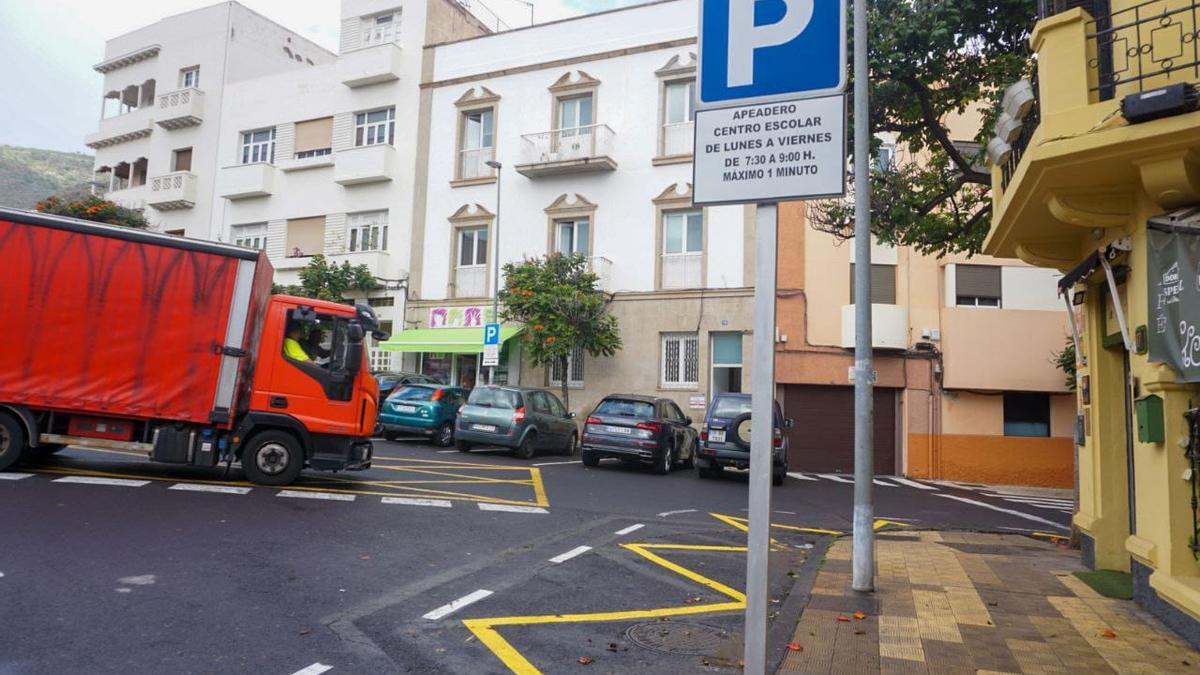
xmin=698 ymin=0 xmax=846 ymax=108
xmin=483 ymin=322 xmax=501 ymax=346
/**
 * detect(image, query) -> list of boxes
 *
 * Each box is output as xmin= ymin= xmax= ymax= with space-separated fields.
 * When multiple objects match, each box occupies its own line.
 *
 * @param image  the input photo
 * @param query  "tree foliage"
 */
xmin=809 ymin=0 xmax=1037 ymax=256
xmin=35 ymin=193 xmax=148 ymax=229
xmin=499 ymin=254 xmax=622 ymax=410
xmin=273 ymin=254 xmax=379 ymax=303
xmin=1054 ymin=337 xmax=1078 ymax=391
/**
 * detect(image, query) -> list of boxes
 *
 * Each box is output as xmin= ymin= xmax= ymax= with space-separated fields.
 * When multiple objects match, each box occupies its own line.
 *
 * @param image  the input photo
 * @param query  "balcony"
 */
xmin=660 ymin=122 xmax=694 ymax=158
xmin=279 ymin=151 xmax=335 ymax=172
xmin=587 ymin=256 xmax=613 ymax=292
xmin=328 ymin=248 xmax=389 ymax=271
xmin=455 ymin=147 xmax=496 ymax=185
xmin=662 ymin=252 xmax=701 ymax=289
xmin=515 ymin=125 xmax=617 ymax=178
xmin=218 ymin=163 xmax=276 ymax=200
xmin=337 ymin=43 xmax=403 ymax=88
xmin=146 ymin=171 xmax=197 ymax=210
xmin=334 ymin=144 xmax=395 ymax=185
xmin=155 ymin=88 xmax=204 ymax=129
xmin=454 ymin=265 xmax=487 ymax=298
xmin=85 ymin=108 xmax=153 ymax=149
xmin=104 ymin=185 xmax=148 ymax=211
xmin=840 ymin=304 xmax=909 ymax=350
xmin=987 ymin=0 xmax=1200 ymax=264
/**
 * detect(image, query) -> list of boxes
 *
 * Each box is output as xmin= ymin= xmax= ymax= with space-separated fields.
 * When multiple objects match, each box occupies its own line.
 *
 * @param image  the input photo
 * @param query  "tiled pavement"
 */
xmin=780 ymin=531 xmax=1200 ymax=674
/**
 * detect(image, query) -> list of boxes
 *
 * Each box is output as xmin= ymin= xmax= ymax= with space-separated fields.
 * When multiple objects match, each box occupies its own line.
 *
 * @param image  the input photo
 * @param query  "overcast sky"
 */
xmin=0 ymin=0 xmax=648 ymax=155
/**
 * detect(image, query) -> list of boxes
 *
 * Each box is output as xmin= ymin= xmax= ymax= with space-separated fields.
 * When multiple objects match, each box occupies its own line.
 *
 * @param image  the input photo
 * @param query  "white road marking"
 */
xmin=168 ymin=483 xmax=252 ymax=495
xmin=0 ymin=473 xmax=34 ymax=481
xmin=532 ymin=460 xmax=582 ymax=466
xmin=53 ymin=476 xmax=150 ymax=488
xmin=656 ymin=508 xmax=698 ymax=517
xmin=548 ymin=545 xmax=592 ymax=564
xmin=614 ymin=523 xmax=644 ymax=536
xmin=873 ymin=478 xmax=896 ymax=487
xmin=436 ymin=449 xmax=458 ymax=454
xmin=786 ymin=472 xmax=818 ymax=481
xmin=118 ymin=574 xmax=156 ymax=586
xmin=422 ymin=589 xmax=493 ymax=620
xmin=0 ymin=571 xmax=5 ymax=578
xmin=934 ymin=494 xmax=1069 ymax=530
xmin=381 ymin=497 xmax=453 ymax=508
xmin=277 ymin=490 xmax=356 ymax=502
xmin=985 ymin=494 xmax=1073 ymax=506
xmin=889 ymin=477 xmax=939 ymax=491
xmin=477 ymin=503 xmax=548 ymax=514
xmin=816 ymin=473 xmax=854 ymax=483
xmin=290 ymin=663 xmax=333 ymax=675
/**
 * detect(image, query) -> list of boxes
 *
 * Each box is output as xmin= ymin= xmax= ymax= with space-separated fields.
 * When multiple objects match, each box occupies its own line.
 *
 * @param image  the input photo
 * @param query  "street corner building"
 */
xmin=987 ymin=0 xmax=1200 ymax=647
xmin=82 ymin=0 xmax=1074 ymax=493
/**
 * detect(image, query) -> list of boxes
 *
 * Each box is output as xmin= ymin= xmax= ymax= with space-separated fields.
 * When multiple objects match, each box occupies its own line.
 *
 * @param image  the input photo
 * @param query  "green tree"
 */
xmin=1054 ymin=337 xmax=1078 ymax=391
xmin=810 ymin=0 xmax=1037 ymax=257
xmin=499 ymin=254 xmax=622 ymax=410
xmin=35 ymin=193 xmax=148 ymax=229
xmin=274 ymin=254 xmax=378 ymax=303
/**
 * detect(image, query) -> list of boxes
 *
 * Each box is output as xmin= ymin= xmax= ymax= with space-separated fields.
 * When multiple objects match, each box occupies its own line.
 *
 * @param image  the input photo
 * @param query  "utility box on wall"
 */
xmin=1135 ymin=394 xmax=1164 ymax=444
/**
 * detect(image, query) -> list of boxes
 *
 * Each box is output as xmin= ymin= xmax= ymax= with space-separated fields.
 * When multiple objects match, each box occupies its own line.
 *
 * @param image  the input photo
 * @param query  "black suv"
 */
xmin=581 ymin=395 xmax=698 ymax=474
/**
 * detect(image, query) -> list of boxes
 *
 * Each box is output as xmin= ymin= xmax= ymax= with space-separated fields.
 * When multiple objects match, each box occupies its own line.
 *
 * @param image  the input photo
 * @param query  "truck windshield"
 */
xmin=467 ymin=387 xmax=519 ymax=409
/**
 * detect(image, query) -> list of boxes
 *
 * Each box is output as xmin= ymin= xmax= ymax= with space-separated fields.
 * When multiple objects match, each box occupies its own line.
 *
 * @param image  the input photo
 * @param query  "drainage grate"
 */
xmin=625 ymin=621 xmax=737 ymax=656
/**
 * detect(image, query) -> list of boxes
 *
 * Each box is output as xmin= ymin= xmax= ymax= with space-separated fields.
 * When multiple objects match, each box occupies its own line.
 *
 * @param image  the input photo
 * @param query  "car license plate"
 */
xmin=710 ymin=430 xmax=726 ymax=443
xmin=398 ymin=405 xmax=417 ymax=414
xmin=473 ymin=424 xmax=497 ymax=432
xmin=605 ymin=425 xmax=631 ymax=435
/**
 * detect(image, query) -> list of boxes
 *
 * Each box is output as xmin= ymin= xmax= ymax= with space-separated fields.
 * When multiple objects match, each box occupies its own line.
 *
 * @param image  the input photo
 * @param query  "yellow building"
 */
xmin=988 ymin=0 xmax=1200 ymax=642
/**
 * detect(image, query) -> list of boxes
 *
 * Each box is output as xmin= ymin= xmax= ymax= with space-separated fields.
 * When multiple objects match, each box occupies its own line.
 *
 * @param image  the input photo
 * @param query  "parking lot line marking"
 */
xmin=873 ymin=478 xmax=896 ymax=487
xmin=290 ymin=663 xmax=333 ymax=675
xmin=423 ymin=589 xmax=494 ymax=621
xmin=531 ymin=460 xmax=581 ymax=467
xmin=816 ymin=473 xmax=855 ymax=483
xmin=786 ymin=472 xmax=817 ymax=481
xmin=710 ymin=512 xmax=843 ymax=536
xmin=52 ymin=476 xmax=150 ymax=488
xmin=56 ymin=446 xmax=146 ymax=459
xmin=656 ymin=508 xmax=697 ymax=517
xmin=381 ymin=497 xmax=453 ymax=508
xmin=548 ymin=546 xmax=592 ymax=564
xmin=167 ymin=483 xmax=252 ymax=495
xmin=436 ymin=449 xmax=458 ymax=453
xmin=614 ymin=523 xmax=644 ymax=536
xmin=301 ymin=475 xmax=543 ymax=507
xmin=0 ymin=473 xmax=34 ymax=480
xmin=373 ymin=455 xmax=532 ymax=470
xmin=889 ymin=477 xmax=939 ymax=491
xmin=478 ymin=503 xmax=548 ymax=514
xmin=278 ymin=490 xmax=357 ymax=502
xmin=934 ymin=494 xmax=1069 ymax=530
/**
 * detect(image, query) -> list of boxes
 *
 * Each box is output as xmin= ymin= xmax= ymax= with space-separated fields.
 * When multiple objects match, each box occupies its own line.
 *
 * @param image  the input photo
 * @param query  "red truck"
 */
xmin=0 ymin=207 xmax=385 ymax=485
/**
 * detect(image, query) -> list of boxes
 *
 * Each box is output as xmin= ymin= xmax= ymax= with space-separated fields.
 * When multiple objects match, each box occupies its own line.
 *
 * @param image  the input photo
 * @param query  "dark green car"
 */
xmin=455 ymin=386 xmax=578 ymax=459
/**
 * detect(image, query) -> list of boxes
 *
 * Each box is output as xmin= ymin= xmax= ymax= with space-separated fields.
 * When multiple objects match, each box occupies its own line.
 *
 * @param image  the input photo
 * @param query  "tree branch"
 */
xmin=899 ymin=76 xmax=991 ymax=185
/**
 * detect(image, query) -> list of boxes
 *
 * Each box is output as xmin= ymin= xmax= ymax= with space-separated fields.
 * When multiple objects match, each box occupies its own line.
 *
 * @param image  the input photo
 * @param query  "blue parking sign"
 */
xmin=698 ymin=0 xmax=846 ymax=108
xmin=483 ymin=322 xmax=501 ymax=346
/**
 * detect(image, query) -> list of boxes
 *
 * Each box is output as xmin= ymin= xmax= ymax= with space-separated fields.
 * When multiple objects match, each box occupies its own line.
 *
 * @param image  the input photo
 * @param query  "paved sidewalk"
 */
xmin=779 ymin=531 xmax=1200 ymax=674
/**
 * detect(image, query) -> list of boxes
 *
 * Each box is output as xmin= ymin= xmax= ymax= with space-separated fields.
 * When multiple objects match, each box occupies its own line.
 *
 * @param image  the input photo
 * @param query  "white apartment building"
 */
xmin=87 ymin=2 xmax=335 ymax=236
xmin=394 ymin=0 xmax=758 ymax=416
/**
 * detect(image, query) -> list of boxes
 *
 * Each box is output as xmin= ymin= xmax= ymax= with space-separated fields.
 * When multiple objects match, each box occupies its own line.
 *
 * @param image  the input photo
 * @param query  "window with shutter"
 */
xmin=294 ymin=117 xmax=333 ymax=158
xmin=849 ymin=264 xmax=897 ymax=304
xmin=956 ymin=264 xmax=1002 ymax=307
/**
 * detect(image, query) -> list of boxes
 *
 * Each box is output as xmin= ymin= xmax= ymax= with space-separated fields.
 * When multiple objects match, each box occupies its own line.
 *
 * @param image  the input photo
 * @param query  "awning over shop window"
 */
xmin=378 ymin=326 xmax=523 ymax=354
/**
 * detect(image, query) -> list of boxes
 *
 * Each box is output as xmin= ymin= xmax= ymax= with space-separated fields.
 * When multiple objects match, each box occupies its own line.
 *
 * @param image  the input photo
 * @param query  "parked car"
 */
xmin=580 ymin=395 xmax=698 ymax=475
xmin=377 ymin=384 xmax=468 ymax=446
xmin=373 ymin=371 xmax=443 ymax=399
xmin=455 ymin=386 xmax=577 ymax=459
xmin=696 ymin=393 xmax=792 ymax=486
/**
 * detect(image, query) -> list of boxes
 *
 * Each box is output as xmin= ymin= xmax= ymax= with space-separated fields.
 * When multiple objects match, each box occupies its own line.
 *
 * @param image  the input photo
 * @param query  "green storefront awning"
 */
xmin=378 ymin=326 xmax=523 ymax=354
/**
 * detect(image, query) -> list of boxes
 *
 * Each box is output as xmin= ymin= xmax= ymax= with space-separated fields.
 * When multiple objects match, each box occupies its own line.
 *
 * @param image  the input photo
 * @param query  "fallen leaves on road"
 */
xmin=836 ymin=615 xmax=851 ymax=622
xmin=577 ymin=656 xmax=593 ymax=665
xmin=786 ymin=642 xmax=803 ymax=652
xmin=853 ymin=611 xmax=866 ymax=620
xmin=684 ymin=596 xmax=702 ymax=604
xmin=854 ymin=630 xmax=866 ymax=635
xmin=1102 ymin=629 xmax=1118 ymax=639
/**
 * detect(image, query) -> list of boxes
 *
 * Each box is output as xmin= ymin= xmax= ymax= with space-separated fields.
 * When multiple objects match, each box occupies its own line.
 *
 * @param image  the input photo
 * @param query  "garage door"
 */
xmin=782 ymin=385 xmax=896 ymax=474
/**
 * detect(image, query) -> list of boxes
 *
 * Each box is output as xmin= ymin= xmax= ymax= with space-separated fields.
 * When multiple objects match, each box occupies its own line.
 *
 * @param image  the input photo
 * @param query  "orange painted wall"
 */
xmin=906 ymin=434 xmax=1074 ymax=488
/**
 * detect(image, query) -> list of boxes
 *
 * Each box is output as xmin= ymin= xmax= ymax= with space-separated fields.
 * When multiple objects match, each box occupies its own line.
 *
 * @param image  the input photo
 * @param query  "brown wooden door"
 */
xmin=783 ymin=385 xmax=896 ymax=474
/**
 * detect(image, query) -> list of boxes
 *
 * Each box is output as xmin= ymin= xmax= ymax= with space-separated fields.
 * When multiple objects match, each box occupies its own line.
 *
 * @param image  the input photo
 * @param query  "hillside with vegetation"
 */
xmin=0 ymin=145 xmax=94 ymax=209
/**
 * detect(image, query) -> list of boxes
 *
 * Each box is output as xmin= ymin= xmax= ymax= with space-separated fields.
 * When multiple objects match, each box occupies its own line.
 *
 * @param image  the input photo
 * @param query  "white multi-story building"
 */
xmin=87 ymin=2 xmax=335 ymax=236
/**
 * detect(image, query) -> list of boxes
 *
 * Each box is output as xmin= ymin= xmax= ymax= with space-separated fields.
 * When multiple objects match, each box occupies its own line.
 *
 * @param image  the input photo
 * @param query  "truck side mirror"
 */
xmin=344 ymin=322 xmax=365 ymax=375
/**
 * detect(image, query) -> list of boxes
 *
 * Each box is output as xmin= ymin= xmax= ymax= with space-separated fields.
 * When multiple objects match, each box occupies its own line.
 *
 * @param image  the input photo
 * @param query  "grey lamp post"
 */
xmin=485 ymin=159 xmax=502 ymax=385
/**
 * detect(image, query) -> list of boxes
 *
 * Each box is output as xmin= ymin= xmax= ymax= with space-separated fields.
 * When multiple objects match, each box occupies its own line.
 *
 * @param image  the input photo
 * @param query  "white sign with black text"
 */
xmin=692 ymin=94 xmax=845 ymax=205
xmin=482 ymin=344 xmax=499 ymax=367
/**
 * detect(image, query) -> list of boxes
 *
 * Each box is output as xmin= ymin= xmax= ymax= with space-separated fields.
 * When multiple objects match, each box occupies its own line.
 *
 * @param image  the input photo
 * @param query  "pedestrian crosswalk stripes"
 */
xmin=979 ymin=490 xmax=1074 ymax=513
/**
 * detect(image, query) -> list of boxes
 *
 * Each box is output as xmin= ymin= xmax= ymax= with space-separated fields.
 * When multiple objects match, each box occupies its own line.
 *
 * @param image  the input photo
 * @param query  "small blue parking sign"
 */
xmin=698 ymin=0 xmax=846 ymax=108
xmin=483 ymin=322 xmax=501 ymax=346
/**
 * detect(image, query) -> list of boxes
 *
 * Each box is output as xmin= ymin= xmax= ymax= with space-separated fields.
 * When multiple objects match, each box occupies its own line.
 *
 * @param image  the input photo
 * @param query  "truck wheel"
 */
xmin=0 ymin=413 xmax=27 ymax=472
xmin=241 ymin=430 xmax=303 ymax=486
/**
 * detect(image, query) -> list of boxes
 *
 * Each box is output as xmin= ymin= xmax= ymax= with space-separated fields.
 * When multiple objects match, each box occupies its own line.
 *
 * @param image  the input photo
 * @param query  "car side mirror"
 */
xmin=685 ymin=417 xmax=693 ymax=425
xmin=784 ymin=418 xmax=794 ymax=429
xmin=568 ymin=411 xmax=577 ymax=418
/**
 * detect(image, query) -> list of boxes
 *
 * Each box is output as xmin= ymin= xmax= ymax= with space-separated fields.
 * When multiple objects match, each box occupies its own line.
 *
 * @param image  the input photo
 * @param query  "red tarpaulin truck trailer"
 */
xmin=0 ymin=207 xmax=385 ymax=485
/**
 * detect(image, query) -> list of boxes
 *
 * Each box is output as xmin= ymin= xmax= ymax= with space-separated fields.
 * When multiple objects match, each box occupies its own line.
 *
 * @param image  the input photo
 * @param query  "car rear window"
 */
xmin=390 ymin=386 xmax=435 ymax=401
xmin=711 ymin=396 xmax=752 ymax=418
xmin=594 ymin=398 xmax=655 ymax=418
xmin=377 ymin=375 xmax=399 ymax=388
xmin=467 ymin=387 xmax=520 ymax=409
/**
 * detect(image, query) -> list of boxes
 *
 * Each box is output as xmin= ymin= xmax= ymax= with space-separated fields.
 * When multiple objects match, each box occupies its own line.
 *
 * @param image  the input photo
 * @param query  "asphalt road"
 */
xmin=0 ymin=440 xmax=1073 ymax=674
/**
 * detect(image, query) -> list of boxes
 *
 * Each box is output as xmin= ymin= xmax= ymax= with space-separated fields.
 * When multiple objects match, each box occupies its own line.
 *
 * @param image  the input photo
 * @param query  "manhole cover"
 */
xmin=625 ymin=621 xmax=737 ymax=656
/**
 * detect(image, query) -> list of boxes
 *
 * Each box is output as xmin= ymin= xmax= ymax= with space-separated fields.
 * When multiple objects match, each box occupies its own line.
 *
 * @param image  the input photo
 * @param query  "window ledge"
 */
xmin=652 ymin=154 xmax=693 ymax=167
xmin=450 ymin=176 xmax=497 ymax=188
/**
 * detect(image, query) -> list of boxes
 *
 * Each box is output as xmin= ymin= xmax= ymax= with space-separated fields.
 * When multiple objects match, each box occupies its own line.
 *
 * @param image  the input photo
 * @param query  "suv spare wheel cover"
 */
xmin=731 ymin=413 xmax=753 ymax=450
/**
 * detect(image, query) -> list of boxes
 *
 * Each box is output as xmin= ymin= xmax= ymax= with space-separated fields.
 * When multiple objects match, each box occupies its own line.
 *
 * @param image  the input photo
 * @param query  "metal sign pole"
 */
xmin=850 ymin=0 xmax=875 ymax=593
xmin=743 ymin=202 xmax=778 ymax=673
